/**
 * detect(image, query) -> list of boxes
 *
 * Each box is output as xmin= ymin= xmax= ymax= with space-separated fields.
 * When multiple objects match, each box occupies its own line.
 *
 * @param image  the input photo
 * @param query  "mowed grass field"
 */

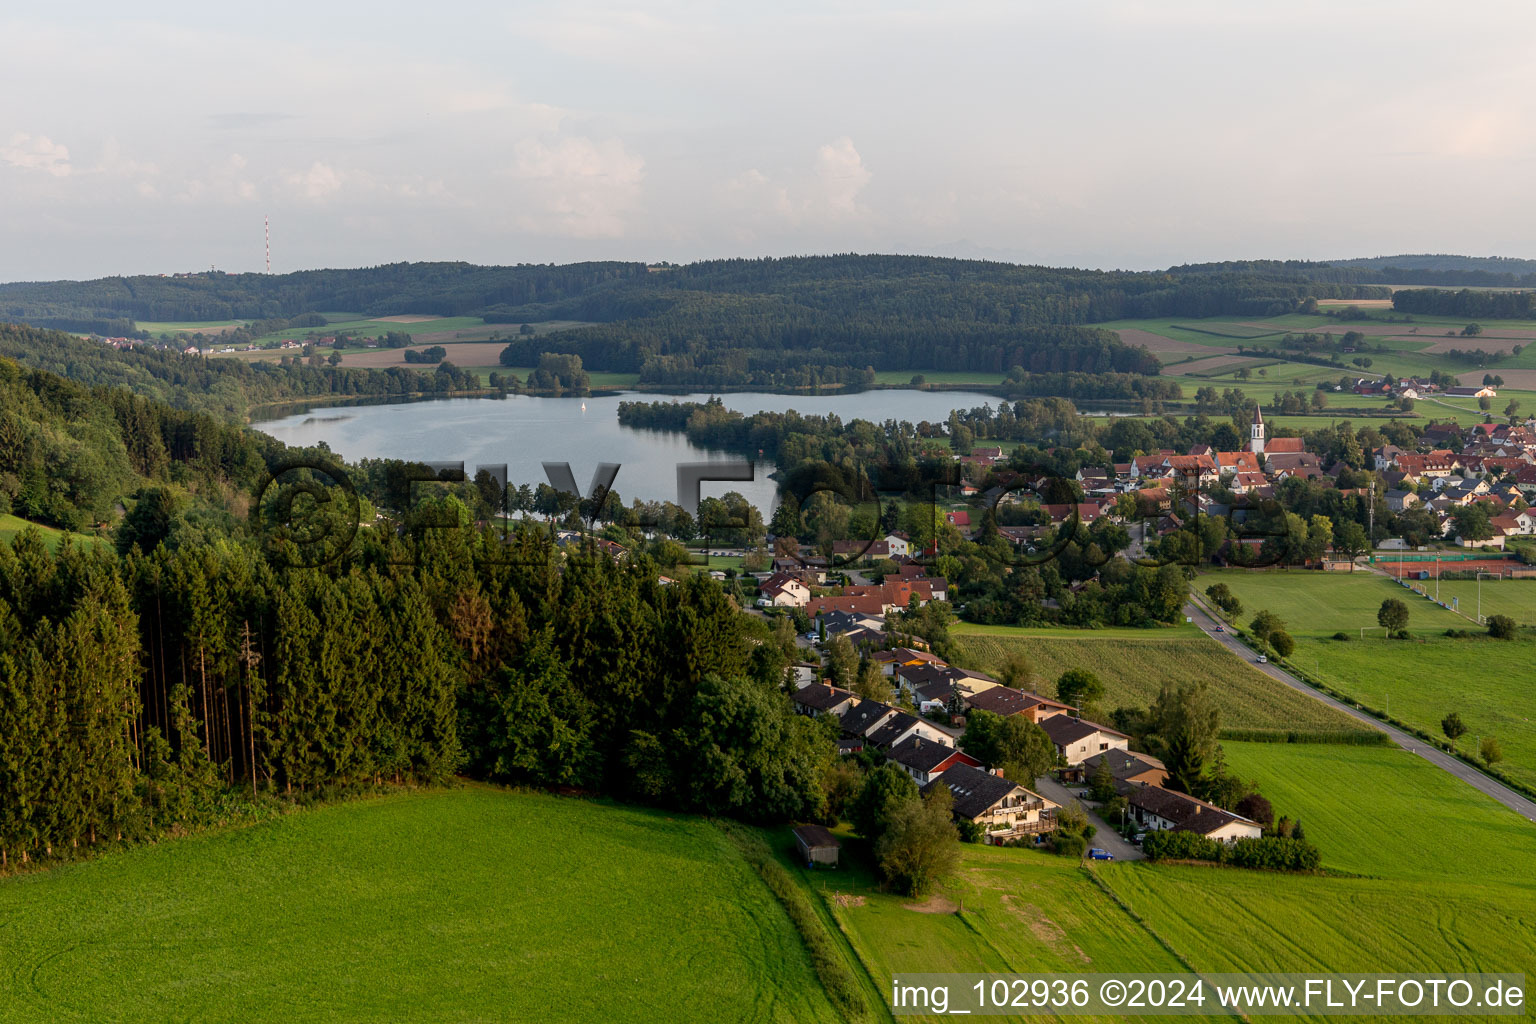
xmin=1293 ymin=633 xmax=1536 ymax=791
xmin=1197 ymin=568 xmax=1536 ymax=790
xmin=1098 ymin=742 xmax=1536 ymax=998
xmin=953 ymin=630 xmax=1369 ymax=734
xmin=810 ymin=839 xmax=1221 ymax=1024
xmin=0 ymin=514 xmax=108 ymax=552
xmin=1199 ymin=568 xmax=1470 ymax=637
xmin=0 ymin=787 xmax=841 ymax=1024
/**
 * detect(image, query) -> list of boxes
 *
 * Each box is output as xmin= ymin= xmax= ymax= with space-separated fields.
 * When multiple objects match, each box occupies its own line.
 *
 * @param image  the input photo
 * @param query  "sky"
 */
xmin=3 ymin=0 xmax=1535 ymax=281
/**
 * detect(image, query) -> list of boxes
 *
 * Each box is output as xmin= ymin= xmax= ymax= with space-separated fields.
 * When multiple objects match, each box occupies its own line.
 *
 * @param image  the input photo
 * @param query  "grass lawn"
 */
xmin=0 ymin=786 xmax=840 ymax=1024
xmin=808 ymin=837 xmax=1215 ymax=1024
xmin=953 ymin=632 xmax=1368 ymax=734
xmin=1097 ymin=741 xmax=1536 ymax=985
xmin=1292 ymin=633 xmax=1536 ymax=791
xmin=1218 ymin=741 xmax=1534 ymax=882
xmin=0 ymin=514 xmax=109 ymax=552
xmin=1199 ymin=568 xmax=1470 ymax=638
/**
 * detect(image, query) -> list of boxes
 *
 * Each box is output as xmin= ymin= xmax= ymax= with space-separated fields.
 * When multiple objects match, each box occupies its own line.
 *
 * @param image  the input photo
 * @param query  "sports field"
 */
xmin=0 ymin=787 xmax=840 ymax=1024
xmin=1199 ymin=568 xmax=1470 ymax=637
xmin=953 ymin=630 xmax=1370 ymax=734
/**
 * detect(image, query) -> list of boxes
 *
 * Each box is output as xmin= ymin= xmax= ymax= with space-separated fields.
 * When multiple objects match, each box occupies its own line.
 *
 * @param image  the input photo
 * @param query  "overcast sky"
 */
xmin=3 ymin=0 xmax=1534 ymax=281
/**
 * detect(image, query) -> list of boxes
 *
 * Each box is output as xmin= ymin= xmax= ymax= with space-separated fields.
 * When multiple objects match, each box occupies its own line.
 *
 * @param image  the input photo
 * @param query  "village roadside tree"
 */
xmin=1480 ymin=736 xmax=1504 ymax=766
xmin=1149 ymin=680 xmax=1221 ymax=794
xmin=1441 ymin=711 xmax=1468 ymax=743
xmin=1249 ymin=609 xmax=1286 ymax=645
xmin=1056 ymin=668 xmax=1105 ymax=711
xmin=1268 ymin=629 xmax=1295 ymax=658
xmin=959 ymin=710 xmax=1057 ymax=784
xmin=1487 ymin=614 xmax=1517 ymax=639
xmin=849 ymin=763 xmax=919 ymax=840
xmin=1334 ymin=520 xmax=1369 ymax=559
xmin=873 ymin=784 xmax=961 ymax=898
xmin=1088 ymin=756 xmax=1117 ymax=802
xmin=1377 ymin=598 xmax=1410 ymax=638
xmin=1235 ymin=792 xmax=1274 ymax=829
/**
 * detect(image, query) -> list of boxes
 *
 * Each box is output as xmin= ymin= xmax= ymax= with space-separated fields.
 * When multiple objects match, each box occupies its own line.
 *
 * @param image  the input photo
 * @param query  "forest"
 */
xmin=0 ymin=350 xmax=834 ymax=866
xmin=3 ymin=255 xmax=1400 ymax=387
xmin=0 ymin=322 xmax=489 ymax=419
xmin=1391 ymin=288 xmax=1536 ymax=319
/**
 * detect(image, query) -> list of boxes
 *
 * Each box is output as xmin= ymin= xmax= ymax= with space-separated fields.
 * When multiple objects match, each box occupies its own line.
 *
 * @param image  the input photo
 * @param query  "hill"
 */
xmin=2 ymin=255 xmax=1396 ymax=388
xmin=0 ymin=786 xmax=843 ymax=1024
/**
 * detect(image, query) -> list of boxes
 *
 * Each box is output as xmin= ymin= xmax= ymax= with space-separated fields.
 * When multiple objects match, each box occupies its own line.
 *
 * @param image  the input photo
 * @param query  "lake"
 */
xmin=252 ymin=389 xmax=1002 ymax=513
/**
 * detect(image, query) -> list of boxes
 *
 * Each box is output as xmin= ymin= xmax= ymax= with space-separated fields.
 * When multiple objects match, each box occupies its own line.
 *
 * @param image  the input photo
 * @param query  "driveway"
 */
xmin=1032 ymin=775 xmax=1143 ymax=861
xmin=1185 ymin=597 xmax=1536 ymax=824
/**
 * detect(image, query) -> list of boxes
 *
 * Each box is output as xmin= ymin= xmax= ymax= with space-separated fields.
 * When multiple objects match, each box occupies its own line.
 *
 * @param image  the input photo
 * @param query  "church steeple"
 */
xmin=1250 ymin=405 xmax=1265 ymax=454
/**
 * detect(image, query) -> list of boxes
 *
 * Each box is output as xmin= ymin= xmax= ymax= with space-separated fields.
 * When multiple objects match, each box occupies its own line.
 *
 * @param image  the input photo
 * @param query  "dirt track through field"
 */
xmin=1242 ymin=321 xmax=1536 ymax=341
xmin=372 ymin=315 xmax=441 ymax=323
xmin=1163 ymin=355 xmax=1265 ymax=376
xmin=1114 ymin=328 xmax=1234 ymax=356
xmin=1424 ymin=336 xmax=1531 ymax=354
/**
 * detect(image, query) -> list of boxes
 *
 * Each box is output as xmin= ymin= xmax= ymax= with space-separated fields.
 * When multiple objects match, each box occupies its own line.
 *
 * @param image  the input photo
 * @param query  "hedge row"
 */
xmin=1141 ymin=830 xmax=1321 ymax=871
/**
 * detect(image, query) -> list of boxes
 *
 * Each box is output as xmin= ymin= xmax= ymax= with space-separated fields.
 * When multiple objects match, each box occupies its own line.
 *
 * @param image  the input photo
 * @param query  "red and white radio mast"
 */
xmin=265 ymin=215 xmax=271 ymax=274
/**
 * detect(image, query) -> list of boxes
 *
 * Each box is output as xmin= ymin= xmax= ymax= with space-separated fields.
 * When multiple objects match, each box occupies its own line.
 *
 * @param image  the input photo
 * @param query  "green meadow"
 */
xmin=0 ymin=514 xmax=109 ymax=552
xmin=0 ymin=787 xmax=841 ymax=1024
xmin=1198 ymin=568 xmax=1536 ymax=790
xmin=1098 ymin=742 xmax=1536 ymax=1009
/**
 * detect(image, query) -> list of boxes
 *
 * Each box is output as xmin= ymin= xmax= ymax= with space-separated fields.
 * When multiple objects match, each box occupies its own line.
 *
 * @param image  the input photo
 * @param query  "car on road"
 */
xmin=1088 ymin=848 xmax=1114 ymax=861
xmin=1214 ymin=625 xmax=1224 ymax=632
xmin=1133 ymin=832 xmax=1146 ymax=844
xmin=1256 ymin=654 xmax=1268 ymax=663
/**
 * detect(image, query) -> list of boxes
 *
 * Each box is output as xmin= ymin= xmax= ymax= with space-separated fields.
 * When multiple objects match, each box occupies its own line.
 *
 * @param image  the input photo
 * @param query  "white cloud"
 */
xmin=1 ymin=133 xmax=72 ymax=176
xmin=286 ymin=161 xmax=343 ymax=201
xmin=510 ymin=136 xmax=645 ymax=238
xmin=813 ymin=137 xmax=872 ymax=217
xmin=720 ymin=138 xmax=875 ymax=230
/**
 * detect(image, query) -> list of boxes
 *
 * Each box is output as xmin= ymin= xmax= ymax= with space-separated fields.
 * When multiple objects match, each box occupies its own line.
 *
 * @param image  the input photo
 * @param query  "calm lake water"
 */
xmin=252 ymin=389 xmax=1001 ymax=512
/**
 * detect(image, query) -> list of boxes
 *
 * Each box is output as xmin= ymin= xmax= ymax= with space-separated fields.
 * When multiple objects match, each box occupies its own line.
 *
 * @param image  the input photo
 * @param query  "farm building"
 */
xmin=791 ymin=824 xmax=841 ymax=867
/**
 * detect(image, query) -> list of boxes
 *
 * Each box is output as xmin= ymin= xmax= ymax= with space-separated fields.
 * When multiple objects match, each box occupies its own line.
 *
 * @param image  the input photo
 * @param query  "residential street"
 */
xmin=1032 ymin=775 xmax=1144 ymax=860
xmin=1184 ymin=599 xmax=1536 ymax=824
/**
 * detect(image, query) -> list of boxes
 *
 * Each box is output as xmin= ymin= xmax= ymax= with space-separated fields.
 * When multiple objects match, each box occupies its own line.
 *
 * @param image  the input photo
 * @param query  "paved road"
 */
xmin=1033 ymin=775 xmax=1144 ymax=861
xmin=1185 ymin=598 xmax=1536 ymax=824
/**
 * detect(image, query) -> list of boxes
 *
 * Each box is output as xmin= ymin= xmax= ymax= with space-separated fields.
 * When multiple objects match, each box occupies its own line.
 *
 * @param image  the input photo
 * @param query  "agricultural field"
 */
xmin=953 ymin=630 xmax=1370 ymax=735
xmin=0 ymin=787 xmax=840 ymax=1024
xmin=1111 ymin=312 xmax=1536 ymax=406
xmin=803 ymin=837 xmax=1219 ymax=1024
xmin=1098 ymin=741 xmax=1536 ymax=990
xmin=1198 ymin=568 xmax=1471 ymax=638
xmin=0 ymin=514 xmax=109 ymax=552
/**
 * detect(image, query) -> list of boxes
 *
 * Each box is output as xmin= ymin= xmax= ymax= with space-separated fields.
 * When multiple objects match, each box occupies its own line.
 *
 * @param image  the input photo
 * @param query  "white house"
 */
xmin=1129 ymin=787 xmax=1263 ymax=843
xmin=1038 ymin=716 xmax=1130 ymax=766
xmin=758 ymin=572 xmax=811 ymax=607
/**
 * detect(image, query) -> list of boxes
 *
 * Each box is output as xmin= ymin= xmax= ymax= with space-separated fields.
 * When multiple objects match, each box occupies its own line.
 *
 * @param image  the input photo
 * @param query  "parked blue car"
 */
xmin=1088 ymin=848 xmax=1114 ymax=861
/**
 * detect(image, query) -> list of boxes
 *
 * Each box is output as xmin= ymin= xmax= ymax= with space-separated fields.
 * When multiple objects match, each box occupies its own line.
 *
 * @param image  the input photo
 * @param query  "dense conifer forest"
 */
xmin=0 ymin=352 xmax=830 ymax=867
